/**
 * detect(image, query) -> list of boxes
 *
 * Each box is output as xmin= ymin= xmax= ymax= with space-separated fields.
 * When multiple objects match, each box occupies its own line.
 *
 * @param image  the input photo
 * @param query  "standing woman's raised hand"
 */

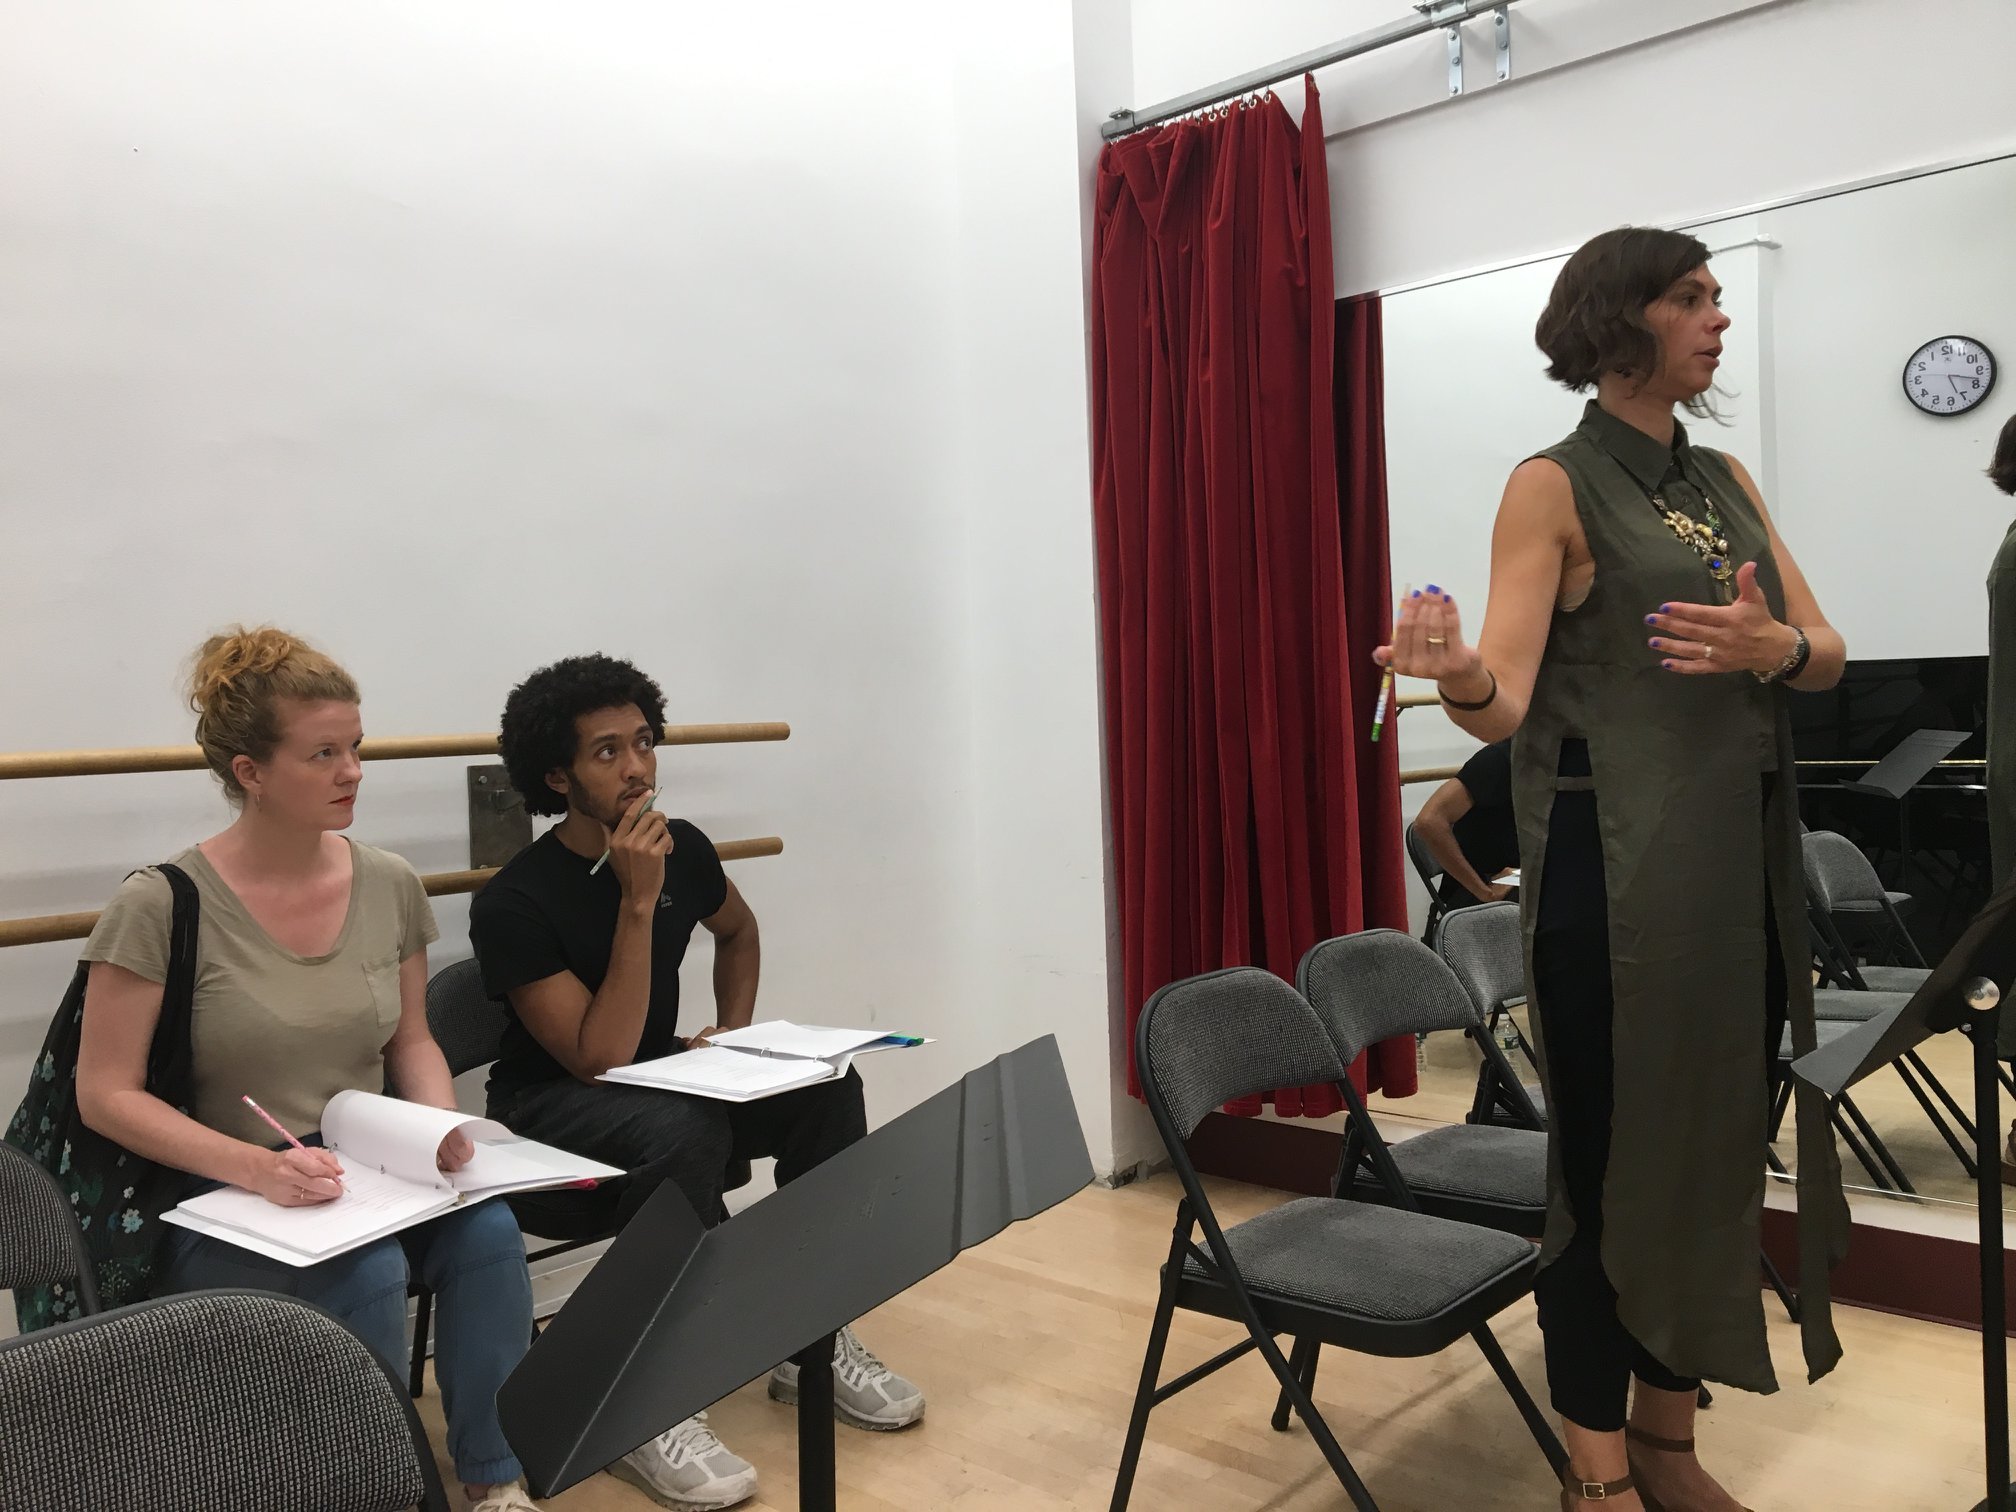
xmin=1374 ymin=586 xmax=1484 ymax=685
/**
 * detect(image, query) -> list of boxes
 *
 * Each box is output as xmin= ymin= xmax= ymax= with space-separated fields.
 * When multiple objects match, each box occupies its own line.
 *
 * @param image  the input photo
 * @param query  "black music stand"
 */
xmin=1830 ymin=728 xmax=1972 ymax=888
xmin=1791 ymin=880 xmax=2016 ymax=1512
xmin=496 ymin=1035 xmax=1095 ymax=1509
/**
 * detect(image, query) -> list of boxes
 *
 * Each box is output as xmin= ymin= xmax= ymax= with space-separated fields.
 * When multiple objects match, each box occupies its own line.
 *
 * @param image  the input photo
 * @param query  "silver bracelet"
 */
xmin=1754 ymin=626 xmax=1810 ymax=684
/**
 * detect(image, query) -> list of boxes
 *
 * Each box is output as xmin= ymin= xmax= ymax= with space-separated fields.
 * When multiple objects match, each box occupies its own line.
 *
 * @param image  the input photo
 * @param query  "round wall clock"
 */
xmin=1902 ymin=334 xmax=1996 ymax=416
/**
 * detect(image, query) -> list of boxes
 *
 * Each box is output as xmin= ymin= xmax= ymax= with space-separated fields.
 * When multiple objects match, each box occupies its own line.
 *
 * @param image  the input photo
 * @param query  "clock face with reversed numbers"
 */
xmin=1902 ymin=334 xmax=1996 ymax=416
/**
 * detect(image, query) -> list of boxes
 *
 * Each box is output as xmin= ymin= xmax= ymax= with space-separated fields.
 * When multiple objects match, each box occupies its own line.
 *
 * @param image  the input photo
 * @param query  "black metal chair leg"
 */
xmin=1895 ymin=1057 xmax=1979 ymax=1178
xmin=1109 ymin=1279 xmax=1180 ymax=1512
xmin=1832 ymin=1109 xmax=1894 ymax=1192
xmin=1769 ymin=1075 xmax=1795 ymax=1140
xmin=1840 ymin=1094 xmax=1918 ymax=1195
xmin=1761 ymin=1248 xmax=1800 ymax=1323
xmin=1271 ymin=1336 xmax=1316 ymax=1432
xmin=1471 ymin=1325 xmax=1566 ymax=1476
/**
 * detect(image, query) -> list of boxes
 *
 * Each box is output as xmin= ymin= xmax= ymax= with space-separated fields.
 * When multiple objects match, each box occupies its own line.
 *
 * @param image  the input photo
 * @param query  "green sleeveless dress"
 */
xmin=1512 ymin=401 xmax=1850 ymax=1392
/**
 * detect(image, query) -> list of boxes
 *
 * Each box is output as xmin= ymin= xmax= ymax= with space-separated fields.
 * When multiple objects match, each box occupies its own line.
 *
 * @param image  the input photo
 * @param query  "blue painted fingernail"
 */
xmin=1648 ymin=638 xmax=1660 ymax=649
xmin=1662 ymin=660 xmax=1676 ymax=669
xmin=1411 ymin=589 xmax=1422 ymax=598
xmin=1644 ymin=614 xmax=1658 ymax=625
xmin=1425 ymin=583 xmax=1441 ymax=594
xmin=1660 ymin=604 xmax=1673 ymax=614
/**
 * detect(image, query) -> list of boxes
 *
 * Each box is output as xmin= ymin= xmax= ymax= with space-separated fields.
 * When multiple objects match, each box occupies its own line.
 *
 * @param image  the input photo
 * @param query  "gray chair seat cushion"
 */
xmin=1781 ymin=1017 xmax=1869 ymax=1057
xmin=1853 ymin=965 xmax=1929 ymax=995
xmin=1829 ymin=892 xmax=1911 ymax=913
xmin=1384 ymin=1124 xmax=1545 ymax=1209
xmin=1178 ymin=1198 xmax=1533 ymax=1322
xmin=1812 ymin=988 xmax=1915 ymax=1024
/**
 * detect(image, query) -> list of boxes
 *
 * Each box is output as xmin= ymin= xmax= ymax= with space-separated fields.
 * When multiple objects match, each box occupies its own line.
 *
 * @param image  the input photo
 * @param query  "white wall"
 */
xmin=1129 ymin=0 xmax=2016 ymax=296
xmin=0 ymin=4 xmax=1133 ymax=1177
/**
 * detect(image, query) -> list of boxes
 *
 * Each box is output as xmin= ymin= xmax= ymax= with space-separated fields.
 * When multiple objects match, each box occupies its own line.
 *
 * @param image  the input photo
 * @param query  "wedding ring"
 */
xmin=1702 ymin=644 xmax=1715 ymax=659
xmin=1426 ymin=636 xmax=1447 ymax=645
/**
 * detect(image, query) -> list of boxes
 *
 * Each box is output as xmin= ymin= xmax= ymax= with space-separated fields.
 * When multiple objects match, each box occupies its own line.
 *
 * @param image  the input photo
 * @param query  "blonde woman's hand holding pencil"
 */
xmin=247 ymin=1147 xmax=346 ymax=1208
xmin=239 ymin=1093 xmax=345 ymax=1206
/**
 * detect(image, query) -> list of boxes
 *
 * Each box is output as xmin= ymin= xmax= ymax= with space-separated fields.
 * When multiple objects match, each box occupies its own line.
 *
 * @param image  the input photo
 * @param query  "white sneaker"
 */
xmin=467 ymin=1484 xmax=540 ymax=1512
xmin=769 ymin=1325 xmax=926 ymax=1431
xmin=608 ymin=1412 xmax=759 ymax=1510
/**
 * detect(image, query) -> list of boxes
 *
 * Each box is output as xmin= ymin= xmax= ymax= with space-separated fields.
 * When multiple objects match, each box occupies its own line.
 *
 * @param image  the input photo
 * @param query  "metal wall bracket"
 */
xmin=1495 ymin=5 xmax=1512 ymax=83
xmin=468 ymin=764 xmax=532 ymax=870
xmin=1417 ymin=0 xmax=1472 ymax=96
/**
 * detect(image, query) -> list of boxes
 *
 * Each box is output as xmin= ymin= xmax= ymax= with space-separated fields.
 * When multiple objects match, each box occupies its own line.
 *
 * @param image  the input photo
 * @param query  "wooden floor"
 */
xmin=420 ymin=1173 xmax=1994 ymax=1511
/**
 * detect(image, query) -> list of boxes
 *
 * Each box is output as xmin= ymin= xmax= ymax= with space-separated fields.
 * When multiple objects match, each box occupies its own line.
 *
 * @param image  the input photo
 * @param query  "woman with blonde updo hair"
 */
xmin=75 ymin=627 xmax=542 ymax=1512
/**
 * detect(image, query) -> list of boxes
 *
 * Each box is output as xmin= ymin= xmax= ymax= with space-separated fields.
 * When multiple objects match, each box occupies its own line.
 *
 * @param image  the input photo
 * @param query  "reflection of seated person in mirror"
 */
xmin=1415 ymin=738 xmax=1518 ymax=908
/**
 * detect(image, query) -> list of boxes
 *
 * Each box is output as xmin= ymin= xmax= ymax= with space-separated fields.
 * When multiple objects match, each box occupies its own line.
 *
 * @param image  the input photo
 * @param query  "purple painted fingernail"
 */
xmin=1411 ymin=589 xmax=1422 ymax=598
xmin=1662 ymin=660 xmax=1677 ymax=670
xmin=1425 ymin=583 xmax=1441 ymax=594
xmin=1644 ymin=615 xmax=1658 ymax=625
xmin=1660 ymin=604 xmax=1673 ymax=614
xmin=1648 ymin=638 xmax=1660 ymax=649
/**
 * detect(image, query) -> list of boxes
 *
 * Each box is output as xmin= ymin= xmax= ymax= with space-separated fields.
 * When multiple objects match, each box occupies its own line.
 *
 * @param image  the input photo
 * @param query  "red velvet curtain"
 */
xmin=1091 ymin=80 xmax=1412 ymax=1117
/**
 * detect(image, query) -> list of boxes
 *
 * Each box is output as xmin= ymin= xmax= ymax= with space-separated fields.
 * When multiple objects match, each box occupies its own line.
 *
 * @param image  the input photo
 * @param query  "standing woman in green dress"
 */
xmin=1377 ymin=227 xmax=1850 ymax=1512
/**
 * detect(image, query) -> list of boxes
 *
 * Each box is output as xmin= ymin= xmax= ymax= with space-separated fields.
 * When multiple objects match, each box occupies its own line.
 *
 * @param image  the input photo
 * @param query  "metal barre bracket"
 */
xmin=1415 ymin=1 xmax=1512 ymax=97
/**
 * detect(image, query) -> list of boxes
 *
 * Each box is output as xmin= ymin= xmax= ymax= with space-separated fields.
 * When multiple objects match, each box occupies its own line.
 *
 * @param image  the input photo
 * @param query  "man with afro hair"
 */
xmin=470 ymin=654 xmax=924 ymax=1510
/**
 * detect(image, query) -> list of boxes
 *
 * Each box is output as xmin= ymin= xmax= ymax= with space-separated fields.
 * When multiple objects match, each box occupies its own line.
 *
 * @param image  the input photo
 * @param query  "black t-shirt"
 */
xmin=470 ymin=820 xmax=729 ymax=1105
xmin=1438 ymin=740 xmax=1519 ymax=905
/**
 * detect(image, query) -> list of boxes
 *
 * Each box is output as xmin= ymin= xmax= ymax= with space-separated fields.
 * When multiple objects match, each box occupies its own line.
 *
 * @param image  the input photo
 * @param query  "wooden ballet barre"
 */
xmin=0 ymin=722 xmax=791 ymax=782
xmin=0 ymin=836 xmax=786 ymax=950
xmin=1400 ymin=765 xmax=1461 ymax=785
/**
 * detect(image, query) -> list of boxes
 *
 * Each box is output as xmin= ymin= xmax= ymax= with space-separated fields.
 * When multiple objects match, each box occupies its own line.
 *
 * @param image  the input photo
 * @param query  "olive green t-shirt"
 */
xmin=81 ymin=840 xmax=438 ymax=1147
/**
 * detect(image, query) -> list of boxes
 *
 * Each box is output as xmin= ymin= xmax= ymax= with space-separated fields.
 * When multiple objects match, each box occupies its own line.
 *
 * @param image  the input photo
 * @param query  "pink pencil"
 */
xmin=241 ymin=1094 xmax=307 ymax=1151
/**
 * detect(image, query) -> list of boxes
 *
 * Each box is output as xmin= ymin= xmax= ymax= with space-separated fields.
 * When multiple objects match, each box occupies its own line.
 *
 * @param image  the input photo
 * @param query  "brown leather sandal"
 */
xmin=1624 ymin=1426 xmax=1753 ymax=1512
xmin=1561 ymin=1470 xmax=1636 ymax=1507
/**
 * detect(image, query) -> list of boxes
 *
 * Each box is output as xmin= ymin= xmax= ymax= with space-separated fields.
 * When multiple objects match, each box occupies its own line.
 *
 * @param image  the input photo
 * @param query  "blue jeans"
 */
xmin=162 ymin=1197 xmax=532 ymax=1485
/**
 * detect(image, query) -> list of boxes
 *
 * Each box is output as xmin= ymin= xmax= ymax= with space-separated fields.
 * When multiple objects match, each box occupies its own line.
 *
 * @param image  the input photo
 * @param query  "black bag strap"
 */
xmin=144 ymin=863 xmax=200 ymax=1104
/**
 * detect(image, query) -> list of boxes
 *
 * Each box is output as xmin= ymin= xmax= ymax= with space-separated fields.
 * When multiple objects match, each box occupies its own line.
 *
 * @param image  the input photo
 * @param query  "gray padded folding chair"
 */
xmin=1432 ymin=901 xmax=1546 ymax=1129
xmin=1111 ymin=967 xmax=1563 ymax=1512
xmin=1403 ymin=821 xmax=1449 ymax=944
xmin=1300 ymin=930 xmax=1548 ymax=1240
xmin=0 ymin=1288 xmax=448 ymax=1511
xmin=1798 ymin=830 xmax=1991 ymax=1178
xmin=0 ymin=1140 xmax=100 ymax=1317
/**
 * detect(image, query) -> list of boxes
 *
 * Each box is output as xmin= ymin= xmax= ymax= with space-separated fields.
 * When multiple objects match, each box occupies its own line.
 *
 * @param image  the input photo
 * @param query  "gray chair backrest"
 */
xmin=1802 ymin=830 xmax=1886 ymax=911
xmin=1433 ymin=900 xmax=1526 ymax=1025
xmin=1298 ymin=929 xmax=1481 ymax=1064
xmin=0 ymin=1289 xmax=446 ymax=1510
xmin=1403 ymin=822 xmax=1444 ymax=888
xmin=1138 ymin=969 xmax=1345 ymax=1140
xmin=0 ymin=1143 xmax=95 ymax=1308
xmin=425 ymin=958 xmax=508 ymax=1079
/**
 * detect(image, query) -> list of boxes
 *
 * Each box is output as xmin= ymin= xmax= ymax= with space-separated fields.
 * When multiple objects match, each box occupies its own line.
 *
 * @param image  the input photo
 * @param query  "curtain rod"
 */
xmin=1103 ymin=0 xmax=1527 ymax=140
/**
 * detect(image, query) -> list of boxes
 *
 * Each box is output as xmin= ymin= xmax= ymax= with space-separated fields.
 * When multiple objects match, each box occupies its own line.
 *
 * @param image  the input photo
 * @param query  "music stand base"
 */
xmin=795 ymin=1331 xmax=838 ymax=1512
xmin=1972 ymin=1020 xmax=2010 ymax=1512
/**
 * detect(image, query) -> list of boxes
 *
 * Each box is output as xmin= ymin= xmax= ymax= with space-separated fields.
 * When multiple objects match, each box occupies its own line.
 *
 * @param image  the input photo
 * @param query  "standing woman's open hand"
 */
xmin=1374 ymin=586 xmax=1484 ymax=686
